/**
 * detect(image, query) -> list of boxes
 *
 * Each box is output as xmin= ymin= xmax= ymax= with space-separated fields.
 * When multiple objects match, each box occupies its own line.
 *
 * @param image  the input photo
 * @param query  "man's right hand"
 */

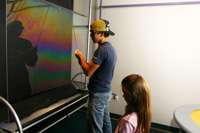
xmin=75 ymin=49 xmax=82 ymax=64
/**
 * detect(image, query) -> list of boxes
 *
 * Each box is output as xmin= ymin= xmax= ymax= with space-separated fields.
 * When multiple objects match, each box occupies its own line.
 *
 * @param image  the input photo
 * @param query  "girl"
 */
xmin=115 ymin=74 xmax=152 ymax=133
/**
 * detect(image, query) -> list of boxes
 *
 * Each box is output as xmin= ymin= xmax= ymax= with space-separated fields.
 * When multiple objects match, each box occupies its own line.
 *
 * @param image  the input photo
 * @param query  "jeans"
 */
xmin=87 ymin=91 xmax=112 ymax=133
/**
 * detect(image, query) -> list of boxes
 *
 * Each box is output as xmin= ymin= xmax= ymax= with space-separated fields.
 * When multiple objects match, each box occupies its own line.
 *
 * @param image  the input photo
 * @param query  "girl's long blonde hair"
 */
xmin=120 ymin=74 xmax=152 ymax=133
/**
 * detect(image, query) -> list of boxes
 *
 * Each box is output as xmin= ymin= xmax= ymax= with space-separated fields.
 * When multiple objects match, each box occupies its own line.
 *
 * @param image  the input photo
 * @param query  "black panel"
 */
xmin=44 ymin=0 xmax=74 ymax=10
xmin=0 ymin=0 xmax=7 ymax=103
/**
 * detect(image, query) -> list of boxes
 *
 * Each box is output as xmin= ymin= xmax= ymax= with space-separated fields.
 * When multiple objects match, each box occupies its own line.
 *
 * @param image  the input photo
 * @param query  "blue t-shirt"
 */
xmin=88 ymin=42 xmax=117 ymax=92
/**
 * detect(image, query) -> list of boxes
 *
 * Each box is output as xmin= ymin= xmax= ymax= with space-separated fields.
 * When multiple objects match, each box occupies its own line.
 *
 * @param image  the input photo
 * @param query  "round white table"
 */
xmin=174 ymin=104 xmax=200 ymax=133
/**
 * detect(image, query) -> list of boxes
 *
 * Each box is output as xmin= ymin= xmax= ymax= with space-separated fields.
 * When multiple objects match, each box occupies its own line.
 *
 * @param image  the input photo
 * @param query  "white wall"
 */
xmin=95 ymin=0 xmax=200 ymax=128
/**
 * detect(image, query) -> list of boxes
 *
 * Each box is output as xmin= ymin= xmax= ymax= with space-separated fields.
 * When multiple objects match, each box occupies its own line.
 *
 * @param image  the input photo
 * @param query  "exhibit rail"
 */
xmin=99 ymin=1 xmax=200 ymax=19
xmin=0 ymin=96 xmax=23 ymax=133
xmin=85 ymin=0 xmax=93 ymax=89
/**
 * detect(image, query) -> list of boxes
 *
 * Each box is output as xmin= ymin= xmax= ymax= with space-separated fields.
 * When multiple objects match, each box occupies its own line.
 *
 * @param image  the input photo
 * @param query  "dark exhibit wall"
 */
xmin=4 ymin=0 xmax=88 ymax=103
xmin=1 ymin=1 xmax=88 ymax=132
xmin=0 ymin=0 xmax=7 ymax=101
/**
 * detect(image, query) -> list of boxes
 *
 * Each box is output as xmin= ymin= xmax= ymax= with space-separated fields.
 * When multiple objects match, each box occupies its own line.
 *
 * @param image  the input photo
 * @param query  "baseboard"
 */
xmin=151 ymin=122 xmax=179 ymax=133
xmin=79 ymin=107 xmax=180 ymax=133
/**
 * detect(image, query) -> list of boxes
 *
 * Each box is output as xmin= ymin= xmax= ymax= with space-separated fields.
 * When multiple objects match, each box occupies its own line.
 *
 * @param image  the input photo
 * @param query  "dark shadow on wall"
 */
xmin=7 ymin=20 xmax=38 ymax=103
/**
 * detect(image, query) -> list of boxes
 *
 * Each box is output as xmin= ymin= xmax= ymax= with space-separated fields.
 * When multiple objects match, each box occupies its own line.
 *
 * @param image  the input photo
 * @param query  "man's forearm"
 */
xmin=79 ymin=55 xmax=90 ymax=75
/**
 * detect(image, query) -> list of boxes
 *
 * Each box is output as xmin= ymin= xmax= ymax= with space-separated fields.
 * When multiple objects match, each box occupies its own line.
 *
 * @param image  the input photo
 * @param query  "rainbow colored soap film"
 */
xmin=7 ymin=0 xmax=88 ymax=94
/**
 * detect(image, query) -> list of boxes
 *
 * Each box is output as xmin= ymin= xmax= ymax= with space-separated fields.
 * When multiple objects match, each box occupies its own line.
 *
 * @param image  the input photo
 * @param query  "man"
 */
xmin=75 ymin=19 xmax=117 ymax=133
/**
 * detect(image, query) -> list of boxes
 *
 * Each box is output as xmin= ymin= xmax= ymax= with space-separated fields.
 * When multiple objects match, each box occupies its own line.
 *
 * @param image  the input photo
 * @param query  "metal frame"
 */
xmin=38 ymin=102 xmax=87 ymax=133
xmin=0 ymin=96 xmax=23 ymax=133
xmin=85 ymin=0 xmax=93 ymax=89
xmin=22 ymin=93 xmax=89 ymax=131
xmin=2 ymin=0 xmax=92 ymax=132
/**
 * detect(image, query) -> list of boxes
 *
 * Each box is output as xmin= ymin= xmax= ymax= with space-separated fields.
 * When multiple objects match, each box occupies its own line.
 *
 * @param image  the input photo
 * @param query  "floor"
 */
xmin=44 ymin=108 xmax=179 ymax=133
